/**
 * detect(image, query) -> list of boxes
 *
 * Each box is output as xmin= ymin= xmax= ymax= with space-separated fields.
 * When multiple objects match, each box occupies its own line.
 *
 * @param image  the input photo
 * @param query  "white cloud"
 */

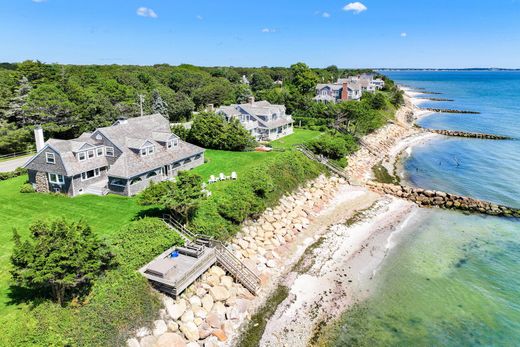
xmin=322 ymin=12 xmax=331 ymax=18
xmin=137 ymin=7 xmax=158 ymax=18
xmin=343 ymin=2 xmax=367 ymax=14
xmin=400 ymin=32 xmax=407 ymax=37
xmin=261 ymin=28 xmax=276 ymax=33
xmin=196 ymin=15 xmax=204 ymax=20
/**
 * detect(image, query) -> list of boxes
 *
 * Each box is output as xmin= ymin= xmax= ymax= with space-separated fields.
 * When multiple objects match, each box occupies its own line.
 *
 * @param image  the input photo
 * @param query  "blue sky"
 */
xmin=1 ymin=0 xmax=519 ymax=68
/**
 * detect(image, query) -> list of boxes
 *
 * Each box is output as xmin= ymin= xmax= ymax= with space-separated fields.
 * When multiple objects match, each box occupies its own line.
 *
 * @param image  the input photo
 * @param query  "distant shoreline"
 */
xmin=378 ymin=68 xmax=520 ymax=71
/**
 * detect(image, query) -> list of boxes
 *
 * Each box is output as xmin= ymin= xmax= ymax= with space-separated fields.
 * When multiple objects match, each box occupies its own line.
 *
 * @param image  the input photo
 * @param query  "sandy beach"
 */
xmin=254 ymin=89 xmax=434 ymax=347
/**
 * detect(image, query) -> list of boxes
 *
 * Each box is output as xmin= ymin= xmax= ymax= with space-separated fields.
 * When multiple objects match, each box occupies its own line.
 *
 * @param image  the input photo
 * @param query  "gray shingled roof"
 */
xmin=26 ymin=114 xmax=204 ymax=179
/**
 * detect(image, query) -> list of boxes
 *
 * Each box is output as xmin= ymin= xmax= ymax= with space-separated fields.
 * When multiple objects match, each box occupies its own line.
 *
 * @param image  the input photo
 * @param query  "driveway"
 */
xmin=0 ymin=155 xmax=31 ymax=173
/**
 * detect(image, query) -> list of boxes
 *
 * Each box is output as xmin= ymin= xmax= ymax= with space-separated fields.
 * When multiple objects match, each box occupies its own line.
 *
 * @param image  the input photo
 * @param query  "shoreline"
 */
xmin=127 ymin=91 xmax=431 ymax=347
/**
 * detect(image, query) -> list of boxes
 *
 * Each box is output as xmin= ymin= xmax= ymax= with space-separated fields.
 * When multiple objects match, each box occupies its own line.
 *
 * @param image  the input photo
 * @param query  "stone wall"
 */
xmin=34 ymin=171 xmax=49 ymax=193
xmin=367 ymin=181 xmax=520 ymax=218
xmin=424 ymin=128 xmax=511 ymax=140
xmin=127 ymin=175 xmax=346 ymax=347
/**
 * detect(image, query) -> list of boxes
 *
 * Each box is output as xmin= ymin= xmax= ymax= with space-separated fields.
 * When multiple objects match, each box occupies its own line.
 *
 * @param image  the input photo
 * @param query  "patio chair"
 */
xmin=219 ymin=173 xmax=226 ymax=181
xmin=231 ymin=172 xmax=237 ymax=180
xmin=209 ymin=175 xmax=217 ymax=183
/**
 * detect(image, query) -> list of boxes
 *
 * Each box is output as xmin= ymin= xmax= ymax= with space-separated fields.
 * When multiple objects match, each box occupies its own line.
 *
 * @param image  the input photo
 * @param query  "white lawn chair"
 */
xmin=231 ymin=172 xmax=237 ymax=180
xmin=219 ymin=173 xmax=226 ymax=181
xmin=209 ymin=175 xmax=217 ymax=184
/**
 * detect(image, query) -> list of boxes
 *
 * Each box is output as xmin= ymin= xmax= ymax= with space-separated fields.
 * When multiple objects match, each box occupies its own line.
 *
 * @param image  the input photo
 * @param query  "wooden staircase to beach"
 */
xmin=161 ymin=215 xmax=261 ymax=294
xmin=297 ymin=145 xmax=350 ymax=181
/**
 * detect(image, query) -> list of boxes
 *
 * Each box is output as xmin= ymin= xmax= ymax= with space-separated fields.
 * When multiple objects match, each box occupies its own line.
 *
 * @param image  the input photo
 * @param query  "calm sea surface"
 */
xmin=332 ymin=71 xmax=520 ymax=346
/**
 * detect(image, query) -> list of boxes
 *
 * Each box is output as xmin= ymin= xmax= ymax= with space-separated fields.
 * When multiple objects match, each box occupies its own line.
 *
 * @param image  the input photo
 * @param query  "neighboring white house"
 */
xmin=216 ymin=97 xmax=294 ymax=141
xmin=314 ymin=74 xmax=385 ymax=104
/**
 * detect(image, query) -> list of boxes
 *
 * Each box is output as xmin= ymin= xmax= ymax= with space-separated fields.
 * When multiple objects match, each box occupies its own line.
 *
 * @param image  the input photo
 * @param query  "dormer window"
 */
xmin=141 ymin=145 xmax=155 ymax=156
xmin=167 ymin=139 xmax=178 ymax=149
xmin=46 ymin=152 xmax=55 ymax=164
xmin=87 ymin=150 xmax=95 ymax=159
xmin=105 ymin=146 xmax=114 ymax=157
xmin=96 ymin=147 xmax=104 ymax=157
xmin=77 ymin=152 xmax=86 ymax=161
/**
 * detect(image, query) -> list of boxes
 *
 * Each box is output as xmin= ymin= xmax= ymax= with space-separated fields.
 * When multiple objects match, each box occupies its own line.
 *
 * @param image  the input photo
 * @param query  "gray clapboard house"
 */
xmin=24 ymin=114 xmax=204 ymax=197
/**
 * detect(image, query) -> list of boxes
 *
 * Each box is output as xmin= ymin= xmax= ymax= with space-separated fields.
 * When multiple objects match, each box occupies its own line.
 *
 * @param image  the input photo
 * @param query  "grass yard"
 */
xmin=0 ymin=128 xmax=322 ymax=321
xmin=0 ymin=175 xmax=148 ymax=319
xmin=270 ymin=128 xmax=322 ymax=149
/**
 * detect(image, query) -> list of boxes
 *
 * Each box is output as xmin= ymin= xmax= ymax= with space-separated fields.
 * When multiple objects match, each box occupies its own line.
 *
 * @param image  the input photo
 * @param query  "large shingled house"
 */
xmin=24 ymin=114 xmax=204 ymax=196
xmin=216 ymin=97 xmax=294 ymax=141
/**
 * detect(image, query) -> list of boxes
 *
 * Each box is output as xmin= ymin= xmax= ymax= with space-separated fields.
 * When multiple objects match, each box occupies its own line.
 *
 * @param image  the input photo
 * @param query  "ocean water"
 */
xmin=331 ymin=71 xmax=520 ymax=346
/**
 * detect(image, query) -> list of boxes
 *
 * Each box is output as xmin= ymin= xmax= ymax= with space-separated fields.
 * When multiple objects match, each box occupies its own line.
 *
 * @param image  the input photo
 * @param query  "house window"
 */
xmin=96 ymin=147 xmax=104 ymax=157
xmin=87 ymin=150 xmax=95 ymax=159
xmin=141 ymin=146 xmax=155 ymax=156
xmin=110 ymin=178 xmax=126 ymax=187
xmin=130 ymin=177 xmax=142 ymax=185
xmin=48 ymin=173 xmax=64 ymax=184
xmin=105 ymin=147 xmax=114 ymax=157
xmin=172 ymin=162 xmax=181 ymax=168
xmin=81 ymin=168 xmax=100 ymax=181
xmin=146 ymin=171 xmax=158 ymax=179
xmin=167 ymin=139 xmax=178 ymax=149
xmin=77 ymin=152 xmax=86 ymax=161
xmin=46 ymin=152 xmax=55 ymax=164
xmin=183 ymin=158 xmax=192 ymax=165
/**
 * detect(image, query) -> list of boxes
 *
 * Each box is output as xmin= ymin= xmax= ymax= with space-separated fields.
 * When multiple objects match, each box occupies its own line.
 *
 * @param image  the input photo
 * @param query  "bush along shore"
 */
xmin=127 ymin=175 xmax=349 ymax=347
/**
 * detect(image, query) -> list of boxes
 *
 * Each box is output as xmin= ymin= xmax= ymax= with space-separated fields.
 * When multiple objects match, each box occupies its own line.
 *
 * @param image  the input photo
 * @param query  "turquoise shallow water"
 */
xmin=331 ymin=71 xmax=520 ymax=346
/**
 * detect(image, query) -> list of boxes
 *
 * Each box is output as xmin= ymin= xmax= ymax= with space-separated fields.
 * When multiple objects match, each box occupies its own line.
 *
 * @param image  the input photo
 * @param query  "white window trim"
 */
xmin=167 ymin=139 xmax=179 ymax=149
xmin=96 ymin=147 xmax=104 ymax=157
xmin=48 ymin=173 xmax=64 ymax=185
xmin=81 ymin=168 xmax=101 ymax=181
xmin=77 ymin=152 xmax=86 ymax=161
xmin=105 ymin=146 xmax=114 ymax=157
xmin=141 ymin=145 xmax=155 ymax=156
xmin=46 ymin=152 xmax=56 ymax=164
xmin=87 ymin=149 xmax=95 ymax=159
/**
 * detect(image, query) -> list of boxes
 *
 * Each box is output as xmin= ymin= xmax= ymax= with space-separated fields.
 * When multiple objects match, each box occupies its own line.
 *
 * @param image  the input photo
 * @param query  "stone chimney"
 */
xmin=341 ymin=82 xmax=349 ymax=101
xmin=34 ymin=125 xmax=45 ymax=152
xmin=248 ymin=96 xmax=255 ymax=105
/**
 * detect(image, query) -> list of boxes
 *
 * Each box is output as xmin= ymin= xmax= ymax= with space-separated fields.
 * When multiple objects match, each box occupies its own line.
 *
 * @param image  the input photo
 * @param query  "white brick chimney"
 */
xmin=34 ymin=125 xmax=44 ymax=152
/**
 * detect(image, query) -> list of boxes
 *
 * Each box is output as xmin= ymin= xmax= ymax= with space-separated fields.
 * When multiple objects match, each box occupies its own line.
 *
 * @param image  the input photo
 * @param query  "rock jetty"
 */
xmin=422 ymin=128 xmax=512 ymax=140
xmin=367 ymin=181 xmax=520 ymax=217
xmin=423 ymin=108 xmax=480 ymax=114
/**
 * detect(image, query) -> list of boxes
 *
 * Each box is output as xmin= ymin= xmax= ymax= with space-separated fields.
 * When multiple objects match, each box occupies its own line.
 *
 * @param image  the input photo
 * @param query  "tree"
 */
xmin=250 ymin=71 xmax=274 ymax=92
xmin=192 ymin=78 xmax=235 ymax=107
xmin=5 ymin=76 xmax=31 ymax=124
xmin=139 ymin=172 xmax=205 ymax=223
xmin=234 ymin=84 xmax=253 ymax=104
xmin=168 ymin=92 xmax=195 ymax=122
xmin=10 ymin=219 xmax=114 ymax=305
xmin=0 ymin=121 xmax=32 ymax=154
xmin=151 ymin=89 xmax=168 ymax=115
xmin=290 ymin=62 xmax=319 ymax=94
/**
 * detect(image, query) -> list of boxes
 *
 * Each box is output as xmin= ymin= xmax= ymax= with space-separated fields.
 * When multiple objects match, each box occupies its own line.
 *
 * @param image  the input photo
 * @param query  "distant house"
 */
xmin=314 ymin=74 xmax=385 ymax=103
xmin=24 ymin=114 xmax=204 ymax=197
xmin=216 ymin=97 xmax=294 ymax=141
xmin=241 ymin=75 xmax=250 ymax=85
xmin=314 ymin=81 xmax=362 ymax=103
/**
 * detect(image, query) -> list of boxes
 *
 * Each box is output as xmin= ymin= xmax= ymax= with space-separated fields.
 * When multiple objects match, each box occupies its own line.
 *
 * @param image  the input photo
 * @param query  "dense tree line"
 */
xmin=0 ymin=60 xmax=376 ymax=154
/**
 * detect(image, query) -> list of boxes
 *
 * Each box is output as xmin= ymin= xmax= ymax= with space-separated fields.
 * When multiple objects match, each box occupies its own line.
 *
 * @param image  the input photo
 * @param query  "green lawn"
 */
xmin=0 ymin=129 xmax=321 ymax=320
xmin=0 ymin=175 xmax=147 ymax=319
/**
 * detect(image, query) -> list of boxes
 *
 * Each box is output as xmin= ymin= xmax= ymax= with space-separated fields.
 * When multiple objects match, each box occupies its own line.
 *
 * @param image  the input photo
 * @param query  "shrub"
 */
xmin=19 ymin=183 xmax=34 ymax=193
xmin=11 ymin=219 xmax=115 ymax=305
xmin=187 ymin=112 xmax=256 ymax=151
xmin=0 ymin=167 xmax=27 ymax=181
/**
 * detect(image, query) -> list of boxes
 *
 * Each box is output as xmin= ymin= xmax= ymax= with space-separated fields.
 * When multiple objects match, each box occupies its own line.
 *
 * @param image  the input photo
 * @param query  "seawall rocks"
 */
xmin=367 ymin=181 xmax=520 ymax=218
xmin=422 ymin=128 xmax=512 ymax=140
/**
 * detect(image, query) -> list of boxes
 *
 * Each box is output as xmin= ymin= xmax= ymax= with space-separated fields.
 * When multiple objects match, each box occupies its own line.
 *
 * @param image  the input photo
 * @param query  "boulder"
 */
xmin=166 ymin=299 xmax=187 ymax=321
xmin=211 ymin=302 xmax=227 ymax=318
xmin=198 ymin=323 xmax=212 ymax=339
xmin=136 ymin=327 xmax=152 ymax=338
xmin=126 ymin=338 xmax=140 ymax=347
xmin=212 ymin=329 xmax=228 ymax=342
xmin=152 ymin=320 xmax=168 ymax=336
xmin=180 ymin=322 xmax=200 ymax=342
xmin=209 ymin=266 xmax=226 ymax=278
xmin=201 ymin=294 xmax=214 ymax=312
xmin=209 ymin=286 xmax=230 ymax=301
xmin=193 ymin=306 xmax=207 ymax=319
xmin=206 ymin=312 xmax=222 ymax=329
xmin=139 ymin=335 xmax=157 ymax=347
xmin=167 ymin=320 xmax=179 ymax=332
xmin=181 ymin=310 xmax=194 ymax=323
xmin=154 ymin=333 xmax=187 ymax=347
xmin=220 ymin=276 xmax=234 ymax=289
xmin=189 ymin=296 xmax=202 ymax=307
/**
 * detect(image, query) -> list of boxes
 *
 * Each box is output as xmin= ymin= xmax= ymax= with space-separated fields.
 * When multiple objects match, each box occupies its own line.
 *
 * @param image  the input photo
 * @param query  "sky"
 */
xmin=1 ymin=0 xmax=519 ymax=68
